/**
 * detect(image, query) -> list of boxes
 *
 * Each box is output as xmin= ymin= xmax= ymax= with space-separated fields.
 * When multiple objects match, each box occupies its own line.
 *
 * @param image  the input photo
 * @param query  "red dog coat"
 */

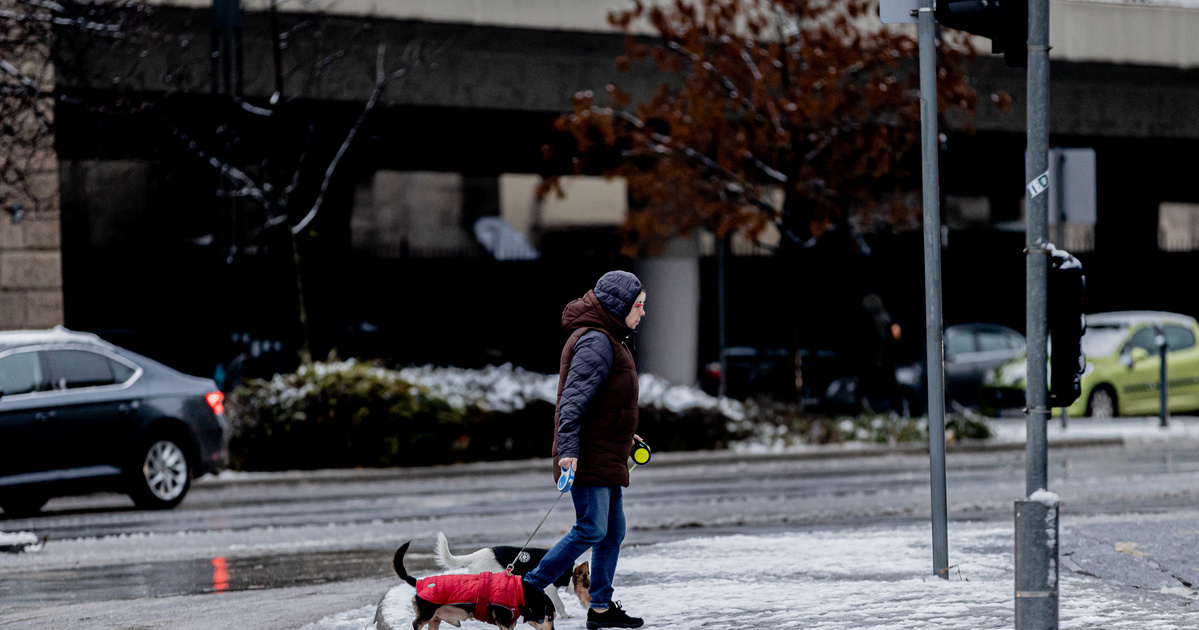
xmin=415 ymin=571 xmax=526 ymax=623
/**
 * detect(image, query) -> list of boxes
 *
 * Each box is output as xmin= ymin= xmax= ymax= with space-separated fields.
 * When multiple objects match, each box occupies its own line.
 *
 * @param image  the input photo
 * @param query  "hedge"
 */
xmin=227 ymin=361 xmax=744 ymax=471
xmin=227 ymin=361 xmax=991 ymax=471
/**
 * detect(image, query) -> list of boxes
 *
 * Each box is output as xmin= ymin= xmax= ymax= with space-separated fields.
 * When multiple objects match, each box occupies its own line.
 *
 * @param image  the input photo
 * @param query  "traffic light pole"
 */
xmin=917 ymin=0 xmax=949 ymax=581
xmin=1016 ymin=0 xmax=1059 ymax=625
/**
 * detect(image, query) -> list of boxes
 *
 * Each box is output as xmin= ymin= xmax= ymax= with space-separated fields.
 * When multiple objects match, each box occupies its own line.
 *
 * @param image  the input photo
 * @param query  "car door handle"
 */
xmin=118 ymin=401 xmax=141 ymax=414
xmin=35 ymin=411 xmax=55 ymax=422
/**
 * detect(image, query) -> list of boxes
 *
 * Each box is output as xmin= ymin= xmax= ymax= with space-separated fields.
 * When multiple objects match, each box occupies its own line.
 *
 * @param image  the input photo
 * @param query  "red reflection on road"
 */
xmin=212 ymin=556 xmax=229 ymax=592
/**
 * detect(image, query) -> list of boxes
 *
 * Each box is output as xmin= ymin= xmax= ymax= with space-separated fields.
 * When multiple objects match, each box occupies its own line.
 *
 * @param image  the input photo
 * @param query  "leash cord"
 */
xmin=506 ymin=489 xmax=568 ymax=575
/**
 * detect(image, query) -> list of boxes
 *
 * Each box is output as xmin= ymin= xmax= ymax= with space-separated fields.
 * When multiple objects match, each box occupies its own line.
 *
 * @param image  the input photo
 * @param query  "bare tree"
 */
xmin=0 ymin=0 xmax=151 ymax=215
xmin=3 ymin=0 xmax=433 ymax=362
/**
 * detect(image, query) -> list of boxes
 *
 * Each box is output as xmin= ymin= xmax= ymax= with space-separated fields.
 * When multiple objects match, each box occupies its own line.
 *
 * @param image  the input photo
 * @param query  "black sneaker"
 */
xmin=587 ymin=601 xmax=644 ymax=629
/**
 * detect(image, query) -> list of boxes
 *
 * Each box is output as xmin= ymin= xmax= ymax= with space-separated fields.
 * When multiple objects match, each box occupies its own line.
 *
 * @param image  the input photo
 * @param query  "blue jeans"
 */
xmin=525 ymin=484 xmax=625 ymax=609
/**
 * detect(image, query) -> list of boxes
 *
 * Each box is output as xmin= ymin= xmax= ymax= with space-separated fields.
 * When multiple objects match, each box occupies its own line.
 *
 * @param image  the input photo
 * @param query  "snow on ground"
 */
xmin=359 ymin=522 xmax=1189 ymax=630
xmin=0 ymin=531 xmax=41 ymax=553
xmin=0 ymin=531 xmax=38 ymax=546
xmin=299 ymin=605 xmax=377 ymax=630
xmin=987 ymin=416 xmax=1199 ymax=444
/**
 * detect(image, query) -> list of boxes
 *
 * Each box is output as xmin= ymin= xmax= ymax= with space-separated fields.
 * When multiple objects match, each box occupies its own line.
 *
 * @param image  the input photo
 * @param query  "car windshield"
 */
xmin=1081 ymin=324 xmax=1128 ymax=358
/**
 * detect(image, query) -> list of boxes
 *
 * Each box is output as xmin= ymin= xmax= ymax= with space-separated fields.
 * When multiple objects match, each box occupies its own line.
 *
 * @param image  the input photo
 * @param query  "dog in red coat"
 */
xmin=393 ymin=541 xmax=556 ymax=630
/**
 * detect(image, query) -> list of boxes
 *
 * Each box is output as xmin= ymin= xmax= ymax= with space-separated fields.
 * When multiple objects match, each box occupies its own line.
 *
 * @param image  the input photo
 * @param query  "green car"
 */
xmin=981 ymin=311 xmax=1199 ymax=418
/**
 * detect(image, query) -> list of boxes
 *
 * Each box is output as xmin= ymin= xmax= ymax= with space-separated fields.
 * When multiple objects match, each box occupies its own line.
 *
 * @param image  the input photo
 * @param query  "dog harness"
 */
xmin=491 ymin=546 xmax=573 ymax=588
xmin=415 ymin=572 xmax=525 ymax=623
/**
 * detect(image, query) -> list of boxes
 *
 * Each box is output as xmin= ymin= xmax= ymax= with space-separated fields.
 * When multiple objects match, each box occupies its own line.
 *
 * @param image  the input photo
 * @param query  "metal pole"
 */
xmin=1017 ymin=0 xmax=1058 ymax=624
xmin=1025 ymin=0 xmax=1050 ymax=503
xmin=1158 ymin=327 xmax=1168 ymax=427
xmin=917 ymin=0 xmax=948 ymax=580
xmin=1053 ymin=144 xmax=1069 ymax=447
xmin=717 ymin=234 xmax=728 ymax=398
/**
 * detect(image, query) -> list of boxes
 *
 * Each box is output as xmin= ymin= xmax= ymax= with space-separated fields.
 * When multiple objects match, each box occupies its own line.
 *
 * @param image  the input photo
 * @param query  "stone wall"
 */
xmin=0 ymin=211 xmax=63 ymax=330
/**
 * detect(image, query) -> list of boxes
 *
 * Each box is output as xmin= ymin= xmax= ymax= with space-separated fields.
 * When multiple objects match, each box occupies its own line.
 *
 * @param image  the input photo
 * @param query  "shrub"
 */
xmin=228 ymin=362 xmax=749 ymax=471
xmin=945 ymin=412 xmax=993 ymax=441
xmin=228 ymin=361 xmax=475 ymax=470
xmin=229 ymin=362 xmax=994 ymax=471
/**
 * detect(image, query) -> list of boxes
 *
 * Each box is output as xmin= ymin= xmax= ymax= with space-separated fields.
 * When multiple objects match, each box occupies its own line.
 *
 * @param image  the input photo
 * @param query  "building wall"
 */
xmin=38 ymin=1 xmax=1199 ymax=382
xmin=0 ymin=214 xmax=64 ymax=329
xmin=155 ymin=0 xmax=1199 ymax=70
xmin=0 ymin=7 xmax=64 ymax=331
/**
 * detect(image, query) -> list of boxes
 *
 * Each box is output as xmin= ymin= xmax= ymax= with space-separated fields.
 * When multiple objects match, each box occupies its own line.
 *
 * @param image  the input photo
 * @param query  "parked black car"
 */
xmin=700 ymin=346 xmax=858 ymax=405
xmin=820 ymin=323 xmax=1027 ymax=416
xmin=0 ymin=327 xmax=227 ymax=516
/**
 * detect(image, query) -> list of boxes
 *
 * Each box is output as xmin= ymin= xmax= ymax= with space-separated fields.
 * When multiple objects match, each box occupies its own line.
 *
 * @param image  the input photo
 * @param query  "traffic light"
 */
xmin=1048 ymin=248 xmax=1085 ymax=407
xmin=933 ymin=0 xmax=1029 ymax=68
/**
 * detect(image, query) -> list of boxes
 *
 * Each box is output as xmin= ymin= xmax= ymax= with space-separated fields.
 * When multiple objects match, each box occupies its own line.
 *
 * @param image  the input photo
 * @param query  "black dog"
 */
xmin=393 ymin=541 xmax=556 ymax=630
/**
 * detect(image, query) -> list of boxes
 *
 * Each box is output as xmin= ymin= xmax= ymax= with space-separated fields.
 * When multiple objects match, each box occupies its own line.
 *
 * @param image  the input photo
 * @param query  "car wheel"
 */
xmin=1087 ymin=386 xmax=1118 ymax=419
xmin=129 ymin=437 xmax=192 ymax=510
xmin=0 ymin=494 xmax=48 ymax=518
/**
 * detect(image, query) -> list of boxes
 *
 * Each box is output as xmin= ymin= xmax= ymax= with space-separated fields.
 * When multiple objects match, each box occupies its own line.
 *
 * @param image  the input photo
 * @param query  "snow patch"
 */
xmin=0 ymin=531 xmax=41 ymax=554
xmin=1028 ymin=489 xmax=1060 ymax=506
xmin=396 ymin=363 xmax=743 ymax=420
xmin=298 ymin=604 xmax=375 ymax=630
xmin=378 ymin=584 xmax=415 ymax=628
xmin=367 ymin=523 xmax=1186 ymax=630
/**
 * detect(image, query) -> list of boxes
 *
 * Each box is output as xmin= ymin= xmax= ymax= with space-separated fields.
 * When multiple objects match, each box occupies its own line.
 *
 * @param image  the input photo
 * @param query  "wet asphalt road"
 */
xmin=3 ymin=435 xmax=1199 ymax=627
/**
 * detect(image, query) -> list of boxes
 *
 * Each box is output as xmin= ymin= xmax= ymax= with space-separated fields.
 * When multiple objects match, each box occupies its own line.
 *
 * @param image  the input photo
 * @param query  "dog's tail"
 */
xmin=434 ymin=531 xmax=495 ymax=571
xmin=392 ymin=541 xmax=417 ymax=587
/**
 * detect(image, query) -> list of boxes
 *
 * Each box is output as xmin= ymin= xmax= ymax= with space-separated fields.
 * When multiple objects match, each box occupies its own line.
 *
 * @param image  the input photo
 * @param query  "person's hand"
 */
xmin=632 ymin=435 xmax=642 ymax=446
xmin=559 ymin=457 xmax=578 ymax=472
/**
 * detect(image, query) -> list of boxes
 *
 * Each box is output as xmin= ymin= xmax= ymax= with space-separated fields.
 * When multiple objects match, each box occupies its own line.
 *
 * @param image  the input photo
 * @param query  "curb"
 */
xmin=194 ymin=436 xmax=1125 ymax=490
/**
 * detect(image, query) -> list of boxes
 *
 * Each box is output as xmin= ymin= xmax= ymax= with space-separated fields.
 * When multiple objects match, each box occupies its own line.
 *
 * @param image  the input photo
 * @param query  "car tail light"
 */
xmin=206 ymin=391 xmax=225 ymax=415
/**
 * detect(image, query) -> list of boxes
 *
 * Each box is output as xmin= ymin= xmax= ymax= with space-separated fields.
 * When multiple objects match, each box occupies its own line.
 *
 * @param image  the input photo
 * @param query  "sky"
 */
xmin=314 ymin=520 xmax=1195 ymax=630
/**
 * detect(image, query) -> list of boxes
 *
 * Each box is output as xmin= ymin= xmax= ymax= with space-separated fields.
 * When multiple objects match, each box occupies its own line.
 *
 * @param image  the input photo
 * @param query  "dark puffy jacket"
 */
xmin=552 ymin=289 xmax=640 ymax=488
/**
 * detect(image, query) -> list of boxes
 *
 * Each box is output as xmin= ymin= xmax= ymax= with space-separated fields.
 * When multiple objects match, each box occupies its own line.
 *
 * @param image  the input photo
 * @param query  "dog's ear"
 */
xmin=571 ymin=562 xmax=591 ymax=608
xmin=525 ymin=594 xmax=555 ymax=627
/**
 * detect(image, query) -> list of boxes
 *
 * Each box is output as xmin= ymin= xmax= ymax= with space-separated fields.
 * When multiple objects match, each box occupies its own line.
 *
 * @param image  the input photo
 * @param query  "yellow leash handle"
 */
xmin=629 ymin=439 xmax=651 ymax=471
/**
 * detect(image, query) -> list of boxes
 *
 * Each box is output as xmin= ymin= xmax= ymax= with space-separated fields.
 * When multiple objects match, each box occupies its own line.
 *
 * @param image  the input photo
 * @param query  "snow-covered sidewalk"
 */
xmin=347 ymin=520 xmax=1188 ymax=630
xmin=986 ymin=415 xmax=1199 ymax=444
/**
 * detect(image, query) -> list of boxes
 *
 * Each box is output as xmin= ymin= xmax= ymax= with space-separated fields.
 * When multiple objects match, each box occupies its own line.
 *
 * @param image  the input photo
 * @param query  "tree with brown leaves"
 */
xmin=551 ymin=0 xmax=992 ymax=256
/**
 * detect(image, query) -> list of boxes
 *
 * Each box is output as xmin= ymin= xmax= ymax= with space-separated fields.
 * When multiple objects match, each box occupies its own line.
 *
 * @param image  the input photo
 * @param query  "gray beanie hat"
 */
xmin=594 ymin=271 xmax=643 ymax=320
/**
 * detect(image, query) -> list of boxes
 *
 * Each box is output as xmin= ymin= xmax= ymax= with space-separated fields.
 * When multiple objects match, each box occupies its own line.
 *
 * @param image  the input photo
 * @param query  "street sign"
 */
xmin=1048 ymin=148 xmax=1097 ymax=225
xmin=880 ymin=0 xmax=919 ymax=23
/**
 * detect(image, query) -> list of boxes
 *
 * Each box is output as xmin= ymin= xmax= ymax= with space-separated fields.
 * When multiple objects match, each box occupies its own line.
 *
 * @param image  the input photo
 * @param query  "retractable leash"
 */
xmin=506 ymin=465 xmax=574 ymax=575
xmin=506 ymin=439 xmax=650 ymax=575
xmin=628 ymin=438 xmax=651 ymax=472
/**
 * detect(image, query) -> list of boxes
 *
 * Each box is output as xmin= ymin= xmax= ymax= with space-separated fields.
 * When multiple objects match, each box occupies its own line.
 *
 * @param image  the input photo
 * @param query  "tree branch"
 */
xmin=289 ymin=42 xmax=406 ymax=234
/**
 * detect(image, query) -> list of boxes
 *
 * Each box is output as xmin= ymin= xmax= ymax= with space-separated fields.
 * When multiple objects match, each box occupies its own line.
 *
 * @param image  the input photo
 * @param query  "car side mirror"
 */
xmin=1128 ymin=347 xmax=1149 ymax=366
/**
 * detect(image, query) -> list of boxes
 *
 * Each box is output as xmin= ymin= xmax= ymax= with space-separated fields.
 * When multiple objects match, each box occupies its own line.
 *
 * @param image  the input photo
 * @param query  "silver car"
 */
xmin=0 ymin=327 xmax=227 ymax=516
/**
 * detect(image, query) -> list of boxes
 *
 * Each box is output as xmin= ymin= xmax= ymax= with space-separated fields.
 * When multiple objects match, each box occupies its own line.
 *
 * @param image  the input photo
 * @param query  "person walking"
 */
xmin=523 ymin=270 xmax=647 ymax=629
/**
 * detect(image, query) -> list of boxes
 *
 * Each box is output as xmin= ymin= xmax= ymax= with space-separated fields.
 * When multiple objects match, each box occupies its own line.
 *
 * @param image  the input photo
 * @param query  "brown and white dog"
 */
xmin=393 ymin=541 xmax=556 ymax=630
xmin=433 ymin=532 xmax=591 ymax=618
